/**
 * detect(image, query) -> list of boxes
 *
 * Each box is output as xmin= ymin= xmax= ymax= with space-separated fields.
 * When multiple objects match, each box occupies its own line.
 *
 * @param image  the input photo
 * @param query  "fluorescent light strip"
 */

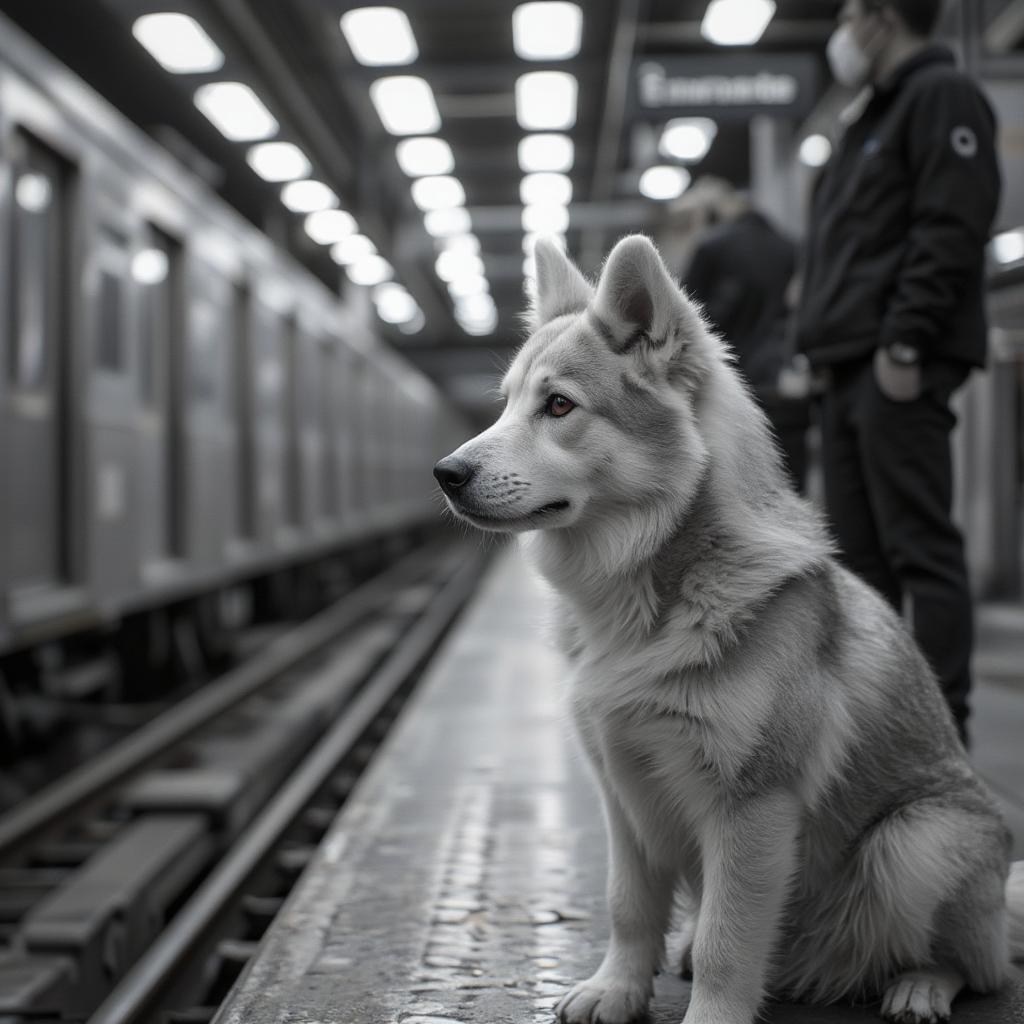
xmin=513 ymin=2 xmax=583 ymax=60
xmin=340 ymin=7 xmax=418 ymax=66
xmin=194 ymin=82 xmax=278 ymax=142
xmin=133 ymin=13 xmax=224 ymax=74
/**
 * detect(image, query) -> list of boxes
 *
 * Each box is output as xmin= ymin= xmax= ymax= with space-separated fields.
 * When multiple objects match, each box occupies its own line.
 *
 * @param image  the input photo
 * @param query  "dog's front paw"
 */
xmin=881 ymin=970 xmax=960 ymax=1024
xmin=555 ymin=973 xmax=650 ymax=1024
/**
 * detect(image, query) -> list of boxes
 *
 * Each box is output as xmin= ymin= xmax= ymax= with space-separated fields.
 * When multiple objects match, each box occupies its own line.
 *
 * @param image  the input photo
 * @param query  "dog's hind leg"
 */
xmin=557 ymin=798 xmax=674 ymax=1024
xmin=881 ymin=968 xmax=963 ymax=1024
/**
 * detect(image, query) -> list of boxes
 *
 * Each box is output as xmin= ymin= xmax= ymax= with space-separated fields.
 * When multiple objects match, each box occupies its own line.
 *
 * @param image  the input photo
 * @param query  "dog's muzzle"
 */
xmin=433 ymin=455 xmax=475 ymax=497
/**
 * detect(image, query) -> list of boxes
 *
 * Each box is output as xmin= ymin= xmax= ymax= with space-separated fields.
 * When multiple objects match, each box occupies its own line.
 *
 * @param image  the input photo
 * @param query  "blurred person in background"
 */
xmin=681 ymin=177 xmax=810 ymax=491
xmin=794 ymin=0 xmax=1000 ymax=743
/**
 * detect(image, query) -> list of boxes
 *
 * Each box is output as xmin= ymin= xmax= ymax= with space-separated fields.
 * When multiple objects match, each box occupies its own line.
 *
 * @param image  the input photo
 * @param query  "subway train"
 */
xmin=0 ymin=23 xmax=466 ymax=682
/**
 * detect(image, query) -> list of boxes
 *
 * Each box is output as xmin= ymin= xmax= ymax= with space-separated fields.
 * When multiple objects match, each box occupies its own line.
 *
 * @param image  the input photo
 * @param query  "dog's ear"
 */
xmin=530 ymin=238 xmax=592 ymax=328
xmin=592 ymin=234 xmax=707 ymax=356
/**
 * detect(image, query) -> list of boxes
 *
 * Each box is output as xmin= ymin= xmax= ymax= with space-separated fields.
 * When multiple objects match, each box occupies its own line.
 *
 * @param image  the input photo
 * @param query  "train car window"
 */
xmin=97 ymin=267 xmax=123 ymax=371
xmin=319 ymin=341 xmax=338 ymax=518
xmin=233 ymin=282 xmax=257 ymax=539
xmin=7 ymin=134 xmax=69 ymax=393
xmin=137 ymin=226 xmax=182 ymax=407
xmin=96 ymin=228 xmax=129 ymax=372
xmin=283 ymin=315 xmax=302 ymax=526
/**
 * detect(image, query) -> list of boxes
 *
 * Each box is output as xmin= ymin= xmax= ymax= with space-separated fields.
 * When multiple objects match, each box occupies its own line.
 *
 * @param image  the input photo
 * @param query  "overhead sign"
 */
xmin=630 ymin=54 xmax=819 ymax=120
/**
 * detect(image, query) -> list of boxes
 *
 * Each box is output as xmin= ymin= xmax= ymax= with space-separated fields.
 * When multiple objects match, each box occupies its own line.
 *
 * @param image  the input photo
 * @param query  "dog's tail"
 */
xmin=1008 ymin=861 xmax=1024 ymax=961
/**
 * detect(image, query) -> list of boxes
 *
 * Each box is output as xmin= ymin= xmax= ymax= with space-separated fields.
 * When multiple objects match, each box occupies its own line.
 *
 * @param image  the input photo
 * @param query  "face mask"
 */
xmin=826 ymin=23 xmax=873 ymax=89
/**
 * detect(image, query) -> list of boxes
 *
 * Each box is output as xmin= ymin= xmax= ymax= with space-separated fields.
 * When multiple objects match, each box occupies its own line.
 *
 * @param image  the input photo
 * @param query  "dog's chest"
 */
xmin=571 ymin=662 xmax=761 ymax=851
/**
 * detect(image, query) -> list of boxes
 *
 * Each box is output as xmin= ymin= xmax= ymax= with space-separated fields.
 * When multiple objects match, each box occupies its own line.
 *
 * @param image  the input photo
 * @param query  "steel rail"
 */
xmin=0 ymin=542 xmax=448 ymax=861
xmin=86 ymin=550 xmax=484 ymax=1024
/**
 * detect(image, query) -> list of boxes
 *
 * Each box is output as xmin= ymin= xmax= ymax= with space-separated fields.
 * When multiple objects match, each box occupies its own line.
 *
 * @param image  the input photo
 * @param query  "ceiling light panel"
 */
xmin=701 ymin=0 xmax=776 ymax=46
xmin=798 ymin=134 xmax=832 ymax=168
xmin=247 ymin=142 xmax=312 ymax=182
xmin=194 ymin=82 xmax=278 ymax=141
xmin=515 ymin=72 xmax=578 ymax=131
xmin=991 ymin=230 xmax=1024 ymax=265
xmin=659 ymin=118 xmax=718 ymax=162
xmin=373 ymin=282 xmax=420 ymax=324
xmin=639 ymin=165 xmax=691 ymax=200
xmin=396 ymin=137 xmax=455 ymax=176
xmin=518 ymin=133 xmax=574 ymax=173
xmin=424 ymin=207 xmax=472 ymax=237
xmin=370 ymin=76 xmax=441 ymax=135
xmin=513 ymin=3 xmax=583 ymax=60
xmin=132 ymin=13 xmax=224 ymax=74
xmin=520 ymin=172 xmax=572 ymax=206
xmin=347 ymin=254 xmax=394 ymax=286
xmin=411 ymin=175 xmax=466 ymax=211
xmin=447 ymin=275 xmax=489 ymax=298
xmin=281 ymin=179 xmax=338 ymax=213
xmin=436 ymin=249 xmax=485 ymax=283
xmin=340 ymin=7 xmax=418 ymax=66
xmin=440 ymin=233 xmax=481 ymax=259
xmin=304 ymin=209 xmax=357 ymax=244
xmin=457 ymin=293 xmax=496 ymax=320
xmin=521 ymin=203 xmax=570 ymax=234
xmin=330 ymin=234 xmax=377 ymax=265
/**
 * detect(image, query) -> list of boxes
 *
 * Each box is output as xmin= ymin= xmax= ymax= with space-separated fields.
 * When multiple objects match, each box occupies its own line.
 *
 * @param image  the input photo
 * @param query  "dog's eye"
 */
xmin=545 ymin=394 xmax=575 ymax=418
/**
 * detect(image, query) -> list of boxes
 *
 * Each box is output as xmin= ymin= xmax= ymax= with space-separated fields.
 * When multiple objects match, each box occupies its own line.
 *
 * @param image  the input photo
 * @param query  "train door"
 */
xmin=5 ymin=132 xmax=73 ymax=600
xmin=136 ymin=225 xmax=184 ymax=568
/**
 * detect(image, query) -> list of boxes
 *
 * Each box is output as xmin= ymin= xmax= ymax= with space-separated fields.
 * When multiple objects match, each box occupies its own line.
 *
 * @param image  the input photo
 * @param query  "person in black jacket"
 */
xmin=684 ymin=182 xmax=810 ymax=490
xmin=795 ymin=0 xmax=1000 ymax=743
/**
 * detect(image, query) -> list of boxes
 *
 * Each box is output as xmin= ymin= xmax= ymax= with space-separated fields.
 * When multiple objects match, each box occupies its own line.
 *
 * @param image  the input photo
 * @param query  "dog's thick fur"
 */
xmin=435 ymin=235 xmax=1024 ymax=1024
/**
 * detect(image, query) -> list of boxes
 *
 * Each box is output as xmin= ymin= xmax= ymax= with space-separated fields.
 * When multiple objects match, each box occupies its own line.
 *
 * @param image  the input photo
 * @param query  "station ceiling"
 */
xmin=2 ymin=0 xmax=1009 ymax=416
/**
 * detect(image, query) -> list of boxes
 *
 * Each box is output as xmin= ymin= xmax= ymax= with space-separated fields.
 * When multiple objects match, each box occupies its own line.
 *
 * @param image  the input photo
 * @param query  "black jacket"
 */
xmin=795 ymin=45 xmax=1000 ymax=368
xmin=684 ymin=210 xmax=796 ymax=391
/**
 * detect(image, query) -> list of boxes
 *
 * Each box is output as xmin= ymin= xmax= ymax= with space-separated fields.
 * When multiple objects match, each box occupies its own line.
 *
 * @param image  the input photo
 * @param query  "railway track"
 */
xmin=0 ymin=540 xmax=488 ymax=1024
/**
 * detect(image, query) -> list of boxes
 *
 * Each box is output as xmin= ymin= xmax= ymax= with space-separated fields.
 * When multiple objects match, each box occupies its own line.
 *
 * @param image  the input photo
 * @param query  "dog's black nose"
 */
xmin=433 ymin=456 xmax=475 ymax=492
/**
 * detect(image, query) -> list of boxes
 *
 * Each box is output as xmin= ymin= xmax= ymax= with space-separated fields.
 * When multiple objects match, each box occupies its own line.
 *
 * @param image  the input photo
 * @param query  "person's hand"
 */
xmin=873 ymin=346 xmax=922 ymax=402
xmin=777 ymin=355 xmax=812 ymax=400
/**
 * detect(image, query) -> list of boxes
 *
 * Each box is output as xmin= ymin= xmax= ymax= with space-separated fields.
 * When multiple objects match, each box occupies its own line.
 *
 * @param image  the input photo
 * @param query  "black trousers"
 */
xmin=819 ymin=356 xmax=973 ymax=740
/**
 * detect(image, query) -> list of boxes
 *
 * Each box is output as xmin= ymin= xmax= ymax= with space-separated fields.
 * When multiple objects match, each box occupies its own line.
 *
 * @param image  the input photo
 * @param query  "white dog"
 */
xmin=434 ymin=235 xmax=1024 ymax=1024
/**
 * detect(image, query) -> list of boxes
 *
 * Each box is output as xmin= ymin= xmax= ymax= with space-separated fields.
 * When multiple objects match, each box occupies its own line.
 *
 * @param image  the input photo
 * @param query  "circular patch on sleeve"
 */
xmin=950 ymin=125 xmax=978 ymax=158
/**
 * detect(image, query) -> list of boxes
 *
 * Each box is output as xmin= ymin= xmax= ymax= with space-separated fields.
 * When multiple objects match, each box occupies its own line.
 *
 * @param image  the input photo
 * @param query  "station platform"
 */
xmin=213 ymin=547 xmax=1024 ymax=1024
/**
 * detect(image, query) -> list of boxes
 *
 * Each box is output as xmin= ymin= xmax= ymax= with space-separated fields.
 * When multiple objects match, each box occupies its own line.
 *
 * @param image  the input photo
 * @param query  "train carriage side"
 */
xmin=0 ymin=26 xmax=467 ymax=665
